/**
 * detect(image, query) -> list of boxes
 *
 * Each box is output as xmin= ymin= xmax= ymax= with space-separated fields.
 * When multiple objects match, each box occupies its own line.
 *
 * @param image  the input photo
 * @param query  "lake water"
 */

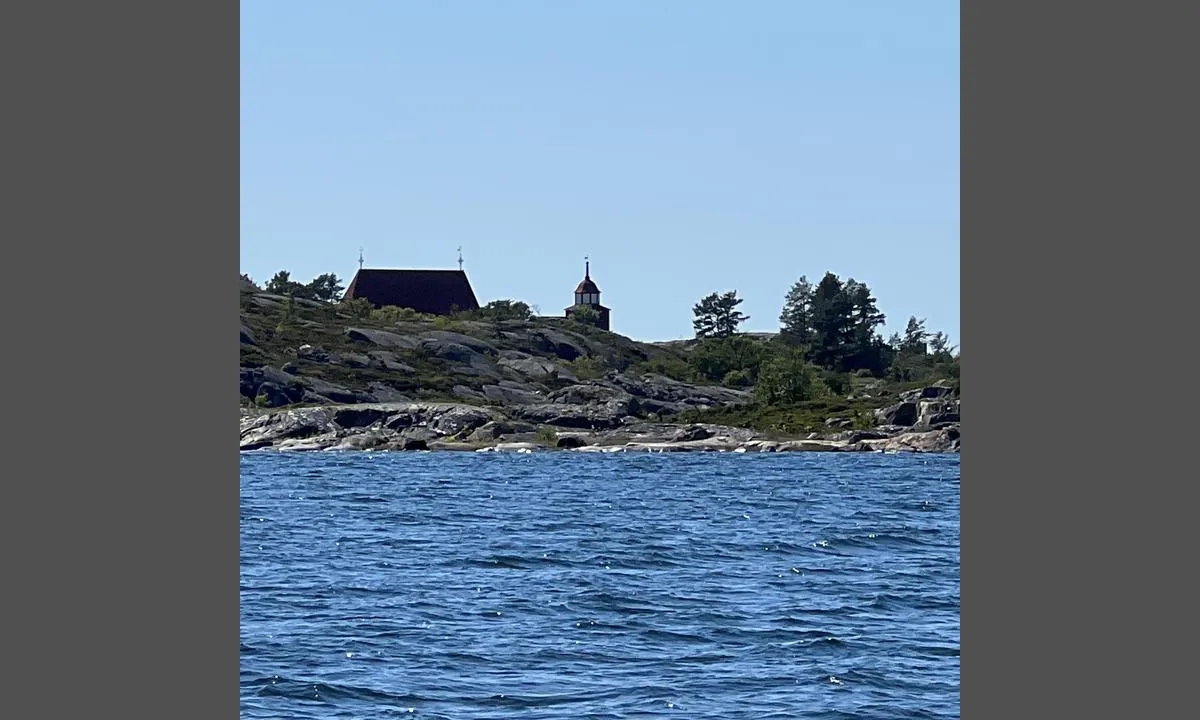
xmin=241 ymin=452 xmax=960 ymax=719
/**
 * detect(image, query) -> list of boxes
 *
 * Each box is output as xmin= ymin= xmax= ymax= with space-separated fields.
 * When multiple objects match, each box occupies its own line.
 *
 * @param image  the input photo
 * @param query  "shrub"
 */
xmin=433 ymin=315 xmax=462 ymax=330
xmin=342 ymin=297 xmax=373 ymax=319
xmin=571 ymin=356 xmax=607 ymax=380
xmin=569 ymin=305 xmax=602 ymax=326
xmin=755 ymin=349 xmax=824 ymax=405
xmin=627 ymin=397 xmax=644 ymax=416
xmin=630 ymin=355 xmax=694 ymax=382
xmin=477 ymin=299 xmax=534 ymax=322
xmin=371 ymin=305 xmax=424 ymax=324
xmin=821 ymin=371 xmax=850 ymax=396
xmin=723 ymin=369 xmax=753 ymax=387
xmin=688 ymin=336 xmax=765 ymax=384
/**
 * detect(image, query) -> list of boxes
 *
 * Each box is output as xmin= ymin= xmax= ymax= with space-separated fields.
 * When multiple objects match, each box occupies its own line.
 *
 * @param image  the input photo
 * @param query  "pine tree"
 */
xmin=692 ymin=291 xmax=749 ymax=338
xmin=778 ymin=276 xmax=814 ymax=346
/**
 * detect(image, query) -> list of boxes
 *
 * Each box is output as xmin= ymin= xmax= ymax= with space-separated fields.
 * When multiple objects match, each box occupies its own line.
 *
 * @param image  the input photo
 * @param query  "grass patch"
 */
xmin=672 ymin=394 xmax=892 ymax=437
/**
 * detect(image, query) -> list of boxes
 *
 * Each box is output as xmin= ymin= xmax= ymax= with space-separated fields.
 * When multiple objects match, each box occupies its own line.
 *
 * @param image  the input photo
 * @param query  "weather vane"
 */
xmin=457 ymin=246 xmax=464 ymax=271
xmin=358 ymin=247 xmax=364 ymax=270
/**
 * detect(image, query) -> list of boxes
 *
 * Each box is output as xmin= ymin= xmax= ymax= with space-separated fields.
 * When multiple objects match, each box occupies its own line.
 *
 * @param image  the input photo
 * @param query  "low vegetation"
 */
xmin=241 ymin=266 xmax=958 ymax=435
xmin=645 ymin=271 xmax=959 ymax=432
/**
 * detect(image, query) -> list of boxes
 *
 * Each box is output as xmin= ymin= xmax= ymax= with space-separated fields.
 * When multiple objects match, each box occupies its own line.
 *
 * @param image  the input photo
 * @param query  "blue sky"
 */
xmin=241 ymin=1 xmax=959 ymax=345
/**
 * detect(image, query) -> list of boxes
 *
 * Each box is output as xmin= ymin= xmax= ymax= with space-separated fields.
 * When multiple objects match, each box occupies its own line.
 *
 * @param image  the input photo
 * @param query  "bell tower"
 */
xmin=564 ymin=256 xmax=611 ymax=331
xmin=575 ymin=257 xmax=601 ymax=306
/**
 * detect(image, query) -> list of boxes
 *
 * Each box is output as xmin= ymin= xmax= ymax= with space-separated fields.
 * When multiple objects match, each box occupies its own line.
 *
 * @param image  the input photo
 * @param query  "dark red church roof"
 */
xmin=341 ymin=269 xmax=480 ymax=315
xmin=575 ymin=259 xmax=601 ymax=294
xmin=575 ymin=276 xmax=600 ymax=294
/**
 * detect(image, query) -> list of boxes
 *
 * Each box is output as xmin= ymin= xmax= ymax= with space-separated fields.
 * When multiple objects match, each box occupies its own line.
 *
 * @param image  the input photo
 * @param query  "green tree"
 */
xmin=788 ymin=272 xmax=889 ymax=374
xmin=479 ymin=299 xmax=534 ymax=321
xmin=807 ymin=272 xmax=852 ymax=368
xmin=844 ymin=280 xmax=885 ymax=338
xmin=755 ymin=347 xmax=823 ymax=405
xmin=692 ymin=290 xmax=749 ymax=339
xmin=928 ymin=331 xmax=957 ymax=360
xmin=841 ymin=279 xmax=889 ymax=374
xmin=884 ymin=317 xmax=961 ymax=383
xmin=778 ymin=276 xmax=814 ymax=346
xmin=265 ymin=270 xmax=305 ymax=297
xmin=570 ymin=305 xmax=602 ymax=326
xmin=688 ymin=335 xmax=766 ymax=384
xmin=305 ymin=273 xmax=344 ymax=302
xmin=899 ymin=316 xmax=929 ymax=355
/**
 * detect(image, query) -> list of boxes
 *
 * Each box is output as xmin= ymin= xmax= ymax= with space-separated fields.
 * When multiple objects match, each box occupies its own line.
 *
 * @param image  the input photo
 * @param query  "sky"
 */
xmin=241 ymin=1 xmax=959 ymax=345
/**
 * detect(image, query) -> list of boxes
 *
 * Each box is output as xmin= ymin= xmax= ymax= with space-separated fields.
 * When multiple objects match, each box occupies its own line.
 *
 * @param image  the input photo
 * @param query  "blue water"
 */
xmin=241 ymin=452 xmax=960 ymax=719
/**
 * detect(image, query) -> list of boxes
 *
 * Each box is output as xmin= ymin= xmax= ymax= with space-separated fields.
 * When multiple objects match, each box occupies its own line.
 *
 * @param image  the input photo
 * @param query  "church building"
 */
xmin=564 ymin=257 xmax=611 ymax=331
xmin=341 ymin=268 xmax=480 ymax=315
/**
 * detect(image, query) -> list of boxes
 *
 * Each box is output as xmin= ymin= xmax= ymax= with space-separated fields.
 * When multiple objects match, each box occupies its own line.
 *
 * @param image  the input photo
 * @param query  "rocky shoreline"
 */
xmin=240 ymin=292 xmax=959 ymax=456
xmin=240 ymin=399 xmax=959 ymax=454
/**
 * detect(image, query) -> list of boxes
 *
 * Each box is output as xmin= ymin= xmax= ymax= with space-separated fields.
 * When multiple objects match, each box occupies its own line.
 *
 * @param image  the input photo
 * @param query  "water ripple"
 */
xmin=242 ymin=452 xmax=959 ymax=718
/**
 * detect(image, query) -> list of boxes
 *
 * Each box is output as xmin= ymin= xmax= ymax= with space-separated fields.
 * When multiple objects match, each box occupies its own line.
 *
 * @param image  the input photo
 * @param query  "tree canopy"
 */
xmin=679 ymin=269 xmax=957 ymax=414
xmin=569 ymin=304 xmax=602 ymax=326
xmin=777 ymin=271 xmax=890 ymax=374
xmin=692 ymin=290 xmax=749 ymax=338
xmin=264 ymin=270 xmax=345 ymax=303
xmin=755 ymin=345 xmax=821 ymax=405
xmin=477 ymin=299 xmax=534 ymax=321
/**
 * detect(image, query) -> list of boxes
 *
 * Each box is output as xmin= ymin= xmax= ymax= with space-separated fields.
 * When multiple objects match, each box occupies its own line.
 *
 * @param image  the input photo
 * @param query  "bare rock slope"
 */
xmin=238 ymin=287 xmax=959 ymax=453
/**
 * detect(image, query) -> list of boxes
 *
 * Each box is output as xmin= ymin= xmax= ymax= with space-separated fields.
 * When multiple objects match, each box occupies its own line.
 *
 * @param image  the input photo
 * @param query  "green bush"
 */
xmin=688 ymin=336 xmax=765 ymax=384
xmin=821 ymin=371 xmax=850 ymax=396
xmin=342 ymin=297 xmax=373 ymax=319
xmin=627 ymin=397 xmax=644 ymax=416
xmin=755 ymin=349 xmax=824 ymax=405
xmin=630 ymin=355 xmax=694 ymax=382
xmin=569 ymin=305 xmax=602 ymax=326
xmin=433 ymin=315 xmax=464 ymax=331
xmin=851 ymin=409 xmax=875 ymax=430
xmin=571 ymin=356 xmax=607 ymax=380
xmin=476 ymin=299 xmax=534 ymax=322
xmin=723 ymin=369 xmax=753 ymax=387
xmin=371 ymin=305 xmax=424 ymax=324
